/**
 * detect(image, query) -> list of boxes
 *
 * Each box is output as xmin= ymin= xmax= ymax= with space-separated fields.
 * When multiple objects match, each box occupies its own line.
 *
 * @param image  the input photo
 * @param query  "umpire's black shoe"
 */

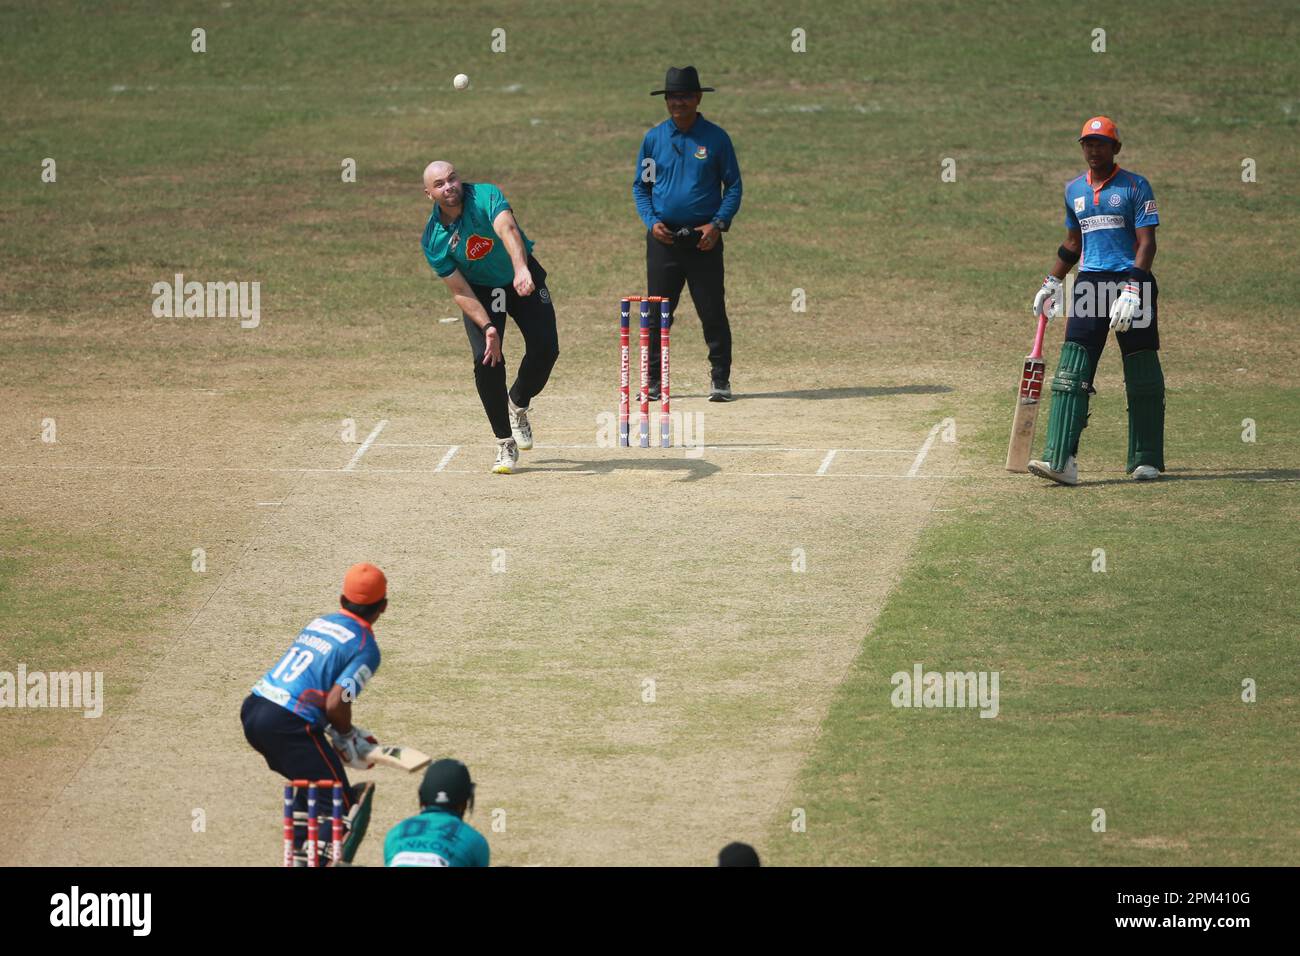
xmin=646 ymin=382 xmax=662 ymax=402
xmin=708 ymin=380 xmax=733 ymax=402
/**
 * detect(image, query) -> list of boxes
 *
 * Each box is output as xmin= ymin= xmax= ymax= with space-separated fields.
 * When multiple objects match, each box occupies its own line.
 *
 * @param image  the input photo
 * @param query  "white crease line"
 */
xmin=373 ymin=442 xmax=916 ymax=453
xmin=906 ymin=422 xmax=943 ymax=478
xmin=343 ymin=420 xmax=388 ymax=472
xmin=433 ymin=445 xmax=460 ymax=472
xmin=816 ymin=450 xmax=838 ymax=476
xmin=256 ymin=501 xmax=283 ymax=506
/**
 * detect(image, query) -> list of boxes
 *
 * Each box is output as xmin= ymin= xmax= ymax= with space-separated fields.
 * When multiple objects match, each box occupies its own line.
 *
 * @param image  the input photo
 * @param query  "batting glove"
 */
xmin=1108 ymin=281 xmax=1141 ymax=332
xmin=1032 ymin=275 xmax=1064 ymax=321
xmin=328 ymin=725 xmax=379 ymax=770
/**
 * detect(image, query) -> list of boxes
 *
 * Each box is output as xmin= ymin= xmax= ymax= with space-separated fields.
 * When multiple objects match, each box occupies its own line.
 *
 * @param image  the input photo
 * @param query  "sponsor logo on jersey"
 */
xmin=1143 ymin=200 xmax=1158 ymax=216
xmin=694 ymin=145 xmax=708 ymax=160
xmin=1074 ymin=196 xmax=1086 ymax=214
xmin=1078 ymin=214 xmax=1126 ymax=233
xmin=1108 ymin=193 xmax=1123 ymax=207
xmin=449 ymin=229 xmax=460 ymax=253
xmin=305 ymin=618 xmax=357 ymax=643
xmin=466 ymin=235 xmax=494 ymax=260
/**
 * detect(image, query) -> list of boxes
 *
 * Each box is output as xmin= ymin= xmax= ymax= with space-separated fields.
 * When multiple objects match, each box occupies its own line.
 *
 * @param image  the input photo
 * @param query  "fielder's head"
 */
xmin=419 ymin=758 xmax=476 ymax=819
xmin=423 ymin=160 xmax=462 ymax=207
xmin=717 ymin=842 xmax=761 ymax=867
xmin=1078 ymin=116 xmax=1122 ymax=171
xmin=341 ymin=562 xmax=388 ymax=623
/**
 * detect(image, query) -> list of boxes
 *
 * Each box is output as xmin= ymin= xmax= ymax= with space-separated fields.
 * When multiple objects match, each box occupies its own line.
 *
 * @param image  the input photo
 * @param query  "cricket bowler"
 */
xmin=1027 ymin=116 xmax=1165 ymax=485
xmin=420 ymin=161 xmax=560 ymax=474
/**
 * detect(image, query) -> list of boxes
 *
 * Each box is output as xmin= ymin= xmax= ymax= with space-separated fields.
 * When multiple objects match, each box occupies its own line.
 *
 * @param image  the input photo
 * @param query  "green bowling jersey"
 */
xmin=420 ymin=182 xmax=534 ymax=288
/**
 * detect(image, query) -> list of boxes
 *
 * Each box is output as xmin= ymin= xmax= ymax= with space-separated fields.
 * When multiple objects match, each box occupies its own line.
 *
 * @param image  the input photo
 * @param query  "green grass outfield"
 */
xmin=3 ymin=0 xmax=1297 ymax=864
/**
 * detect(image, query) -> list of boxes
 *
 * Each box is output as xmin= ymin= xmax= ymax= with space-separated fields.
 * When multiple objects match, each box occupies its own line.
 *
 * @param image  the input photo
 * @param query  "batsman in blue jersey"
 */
xmin=1027 ymin=116 xmax=1165 ymax=485
xmin=241 ymin=562 xmax=387 ymax=863
xmin=384 ymin=758 xmax=490 ymax=867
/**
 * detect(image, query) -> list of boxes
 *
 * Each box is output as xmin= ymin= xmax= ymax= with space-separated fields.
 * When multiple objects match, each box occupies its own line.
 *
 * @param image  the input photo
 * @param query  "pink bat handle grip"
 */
xmin=1029 ymin=311 xmax=1048 ymax=360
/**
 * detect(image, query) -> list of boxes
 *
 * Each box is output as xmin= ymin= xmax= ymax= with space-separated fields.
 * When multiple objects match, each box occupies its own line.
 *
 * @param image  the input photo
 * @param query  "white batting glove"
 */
xmin=1032 ymin=275 xmax=1064 ymax=321
xmin=328 ymin=725 xmax=379 ymax=770
xmin=1108 ymin=281 xmax=1141 ymax=332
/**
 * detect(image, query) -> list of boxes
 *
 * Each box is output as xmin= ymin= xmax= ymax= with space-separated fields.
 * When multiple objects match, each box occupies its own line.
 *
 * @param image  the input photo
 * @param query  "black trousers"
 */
xmin=645 ymin=230 xmax=732 ymax=385
xmin=463 ymin=255 xmax=560 ymax=439
xmin=1066 ymin=271 xmax=1160 ymax=377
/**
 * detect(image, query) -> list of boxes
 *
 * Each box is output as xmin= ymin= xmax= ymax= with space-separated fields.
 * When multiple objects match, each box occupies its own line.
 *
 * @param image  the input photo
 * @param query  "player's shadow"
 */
xmin=672 ymin=384 xmax=953 ymax=401
xmin=1080 ymin=468 xmax=1300 ymax=486
xmin=528 ymin=457 xmax=721 ymax=482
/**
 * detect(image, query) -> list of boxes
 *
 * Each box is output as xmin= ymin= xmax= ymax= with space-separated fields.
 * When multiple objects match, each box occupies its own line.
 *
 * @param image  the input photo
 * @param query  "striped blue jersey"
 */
xmin=1063 ymin=167 xmax=1159 ymax=272
xmin=251 ymin=611 xmax=380 ymax=725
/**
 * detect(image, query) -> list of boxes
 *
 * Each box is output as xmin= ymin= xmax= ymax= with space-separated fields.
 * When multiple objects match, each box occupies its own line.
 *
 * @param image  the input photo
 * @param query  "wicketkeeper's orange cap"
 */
xmin=342 ymin=562 xmax=387 ymax=604
xmin=1078 ymin=116 xmax=1120 ymax=143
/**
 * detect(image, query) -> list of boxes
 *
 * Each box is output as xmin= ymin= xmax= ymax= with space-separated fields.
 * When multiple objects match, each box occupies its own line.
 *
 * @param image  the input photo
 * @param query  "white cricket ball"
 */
xmin=453 ymin=73 xmax=469 ymax=91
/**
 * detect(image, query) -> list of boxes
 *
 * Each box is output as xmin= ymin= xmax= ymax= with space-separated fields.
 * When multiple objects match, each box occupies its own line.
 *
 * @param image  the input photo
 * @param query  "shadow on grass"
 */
xmin=527 ymin=457 xmax=720 ymax=482
xmin=1077 ymin=468 xmax=1300 ymax=487
xmin=670 ymin=384 xmax=954 ymax=401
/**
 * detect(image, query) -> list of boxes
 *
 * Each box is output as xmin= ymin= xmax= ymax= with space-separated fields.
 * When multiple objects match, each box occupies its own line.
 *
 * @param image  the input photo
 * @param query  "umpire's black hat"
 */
xmin=651 ymin=66 xmax=715 ymax=96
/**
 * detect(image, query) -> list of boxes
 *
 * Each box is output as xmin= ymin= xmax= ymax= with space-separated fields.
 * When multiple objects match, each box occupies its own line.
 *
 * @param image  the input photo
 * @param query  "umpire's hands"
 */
xmin=651 ymin=222 xmax=675 ymax=246
xmin=694 ymin=222 xmax=720 ymax=251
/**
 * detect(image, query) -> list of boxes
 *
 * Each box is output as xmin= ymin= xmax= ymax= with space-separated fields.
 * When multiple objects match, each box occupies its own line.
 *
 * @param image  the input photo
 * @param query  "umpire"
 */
xmin=633 ymin=66 xmax=743 ymax=402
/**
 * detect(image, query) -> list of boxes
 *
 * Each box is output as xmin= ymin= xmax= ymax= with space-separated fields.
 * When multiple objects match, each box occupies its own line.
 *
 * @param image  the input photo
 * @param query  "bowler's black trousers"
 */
xmin=462 ymin=255 xmax=560 ymax=439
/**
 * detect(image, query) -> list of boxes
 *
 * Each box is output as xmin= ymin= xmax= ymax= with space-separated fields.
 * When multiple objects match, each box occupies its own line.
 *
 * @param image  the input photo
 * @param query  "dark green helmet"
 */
xmin=419 ymin=758 xmax=475 ymax=815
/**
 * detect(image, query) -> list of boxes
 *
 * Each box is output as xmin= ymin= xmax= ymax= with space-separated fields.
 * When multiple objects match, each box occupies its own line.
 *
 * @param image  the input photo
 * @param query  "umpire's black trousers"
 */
xmin=645 ymin=229 xmax=732 ymax=386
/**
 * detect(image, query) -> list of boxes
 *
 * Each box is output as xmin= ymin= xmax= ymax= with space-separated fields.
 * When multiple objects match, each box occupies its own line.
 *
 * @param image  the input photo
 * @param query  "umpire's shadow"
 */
xmin=527 ymin=456 xmax=721 ymax=482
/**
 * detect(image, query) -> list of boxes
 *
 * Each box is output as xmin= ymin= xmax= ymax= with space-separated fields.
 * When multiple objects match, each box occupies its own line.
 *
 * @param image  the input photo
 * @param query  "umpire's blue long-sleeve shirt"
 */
xmin=633 ymin=114 xmax=742 ymax=231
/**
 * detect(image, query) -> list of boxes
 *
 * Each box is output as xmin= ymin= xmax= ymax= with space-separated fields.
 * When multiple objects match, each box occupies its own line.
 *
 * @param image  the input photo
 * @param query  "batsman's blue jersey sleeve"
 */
xmin=1064 ymin=168 xmax=1159 ymax=272
xmin=251 ymin=611 xmax=381 ymax=725
xmin=384 ymin=808 xmax=491 ymax=867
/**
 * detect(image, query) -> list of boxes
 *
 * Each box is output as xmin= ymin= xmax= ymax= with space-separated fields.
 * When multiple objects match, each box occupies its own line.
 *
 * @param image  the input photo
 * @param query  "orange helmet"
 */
xmin=342 ymin=562 xmax=387 ymax=604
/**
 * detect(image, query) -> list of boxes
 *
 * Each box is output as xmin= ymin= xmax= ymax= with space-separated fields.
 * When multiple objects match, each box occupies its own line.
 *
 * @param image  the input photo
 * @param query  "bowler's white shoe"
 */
xmin=508 ymin=398 xmax=533 ymax=450
xmin=492 ymin=437 xmax=519 ymax=474
xmin=1131 ymin=465 xmax=1161 ymax=481
xmin=1027 ymin=455 xmax=1079 ymax=486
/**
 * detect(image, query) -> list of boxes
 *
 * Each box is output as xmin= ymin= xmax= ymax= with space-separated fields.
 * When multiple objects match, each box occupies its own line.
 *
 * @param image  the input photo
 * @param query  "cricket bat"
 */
xmin=1004 ymin=311 xmax=1049 ymax=472
xmin=366 ymin=745 xmax=432 ymax=772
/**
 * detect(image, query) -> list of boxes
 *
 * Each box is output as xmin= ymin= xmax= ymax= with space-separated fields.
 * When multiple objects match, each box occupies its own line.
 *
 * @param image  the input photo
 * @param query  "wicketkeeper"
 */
xmin=1028 ymin=116 xmax=1165 ymax=485
xmin=240 ymin=562 xmax=387 ymax=864
xmin=384 ymin=758 xmax=490 ymax=867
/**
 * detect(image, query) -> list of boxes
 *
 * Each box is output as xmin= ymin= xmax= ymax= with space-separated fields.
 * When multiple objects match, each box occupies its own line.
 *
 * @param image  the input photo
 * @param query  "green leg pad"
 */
xmin=342 ymin=782 xmax=374 ymax=864
xmin=1124 ymin=350 xmax=1165 ymax=472
xmin=1042 ymin=341 xmax=1092 ymax=471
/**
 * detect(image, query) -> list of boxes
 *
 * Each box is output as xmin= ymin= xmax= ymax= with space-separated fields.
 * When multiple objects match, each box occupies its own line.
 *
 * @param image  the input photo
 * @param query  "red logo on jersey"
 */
xmin=466 ymin=235 xmax=494 ymax=260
